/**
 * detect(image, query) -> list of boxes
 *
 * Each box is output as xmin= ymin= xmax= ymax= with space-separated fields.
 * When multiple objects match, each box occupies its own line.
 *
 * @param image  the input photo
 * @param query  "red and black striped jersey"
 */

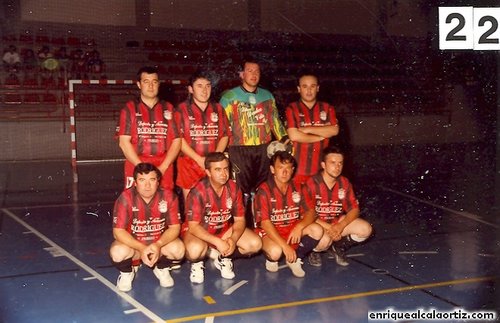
xmin=116 ymin=99 xmax=179 ymax=157
xmin=186 ymin=177 xmax=244 ymax=236
xmin=176 ymin=100 xmax=230 ymax=156
xmin=113 ymin=187 xmax=181 ymax=245
xmin=303 ymin=173 xmax=359 ymax=224
xmin=254 ymin=179 xmax=313 ymax=230
xmin=285 ymin=101 xmax=337 ymax=176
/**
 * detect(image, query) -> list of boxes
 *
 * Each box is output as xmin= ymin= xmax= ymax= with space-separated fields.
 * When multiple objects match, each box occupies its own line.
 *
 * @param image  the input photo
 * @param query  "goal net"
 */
xmin=68 ymin=79 xmax=187 ymax=168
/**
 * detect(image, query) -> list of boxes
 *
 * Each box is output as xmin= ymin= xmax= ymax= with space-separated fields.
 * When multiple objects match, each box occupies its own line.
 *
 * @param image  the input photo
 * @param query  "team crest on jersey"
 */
xmin=338 ymin=188 xmax=345 ymax=200
xmin=292 ymin=191 xmax=301 ymax=203
xmin=249 ymin=95 xmax=256 ymax=105
xmin=211 ymin=112 xmax=218 ymax=122
xmin=158 ymin=200 xmax=168 ymax=213
xmin=163 ymin=110 xmax=172 ymax=120
xmin=320 ymin=111 xmax=327 ymax=121
xmin=226 ymin=197 xmax=232 ymax=209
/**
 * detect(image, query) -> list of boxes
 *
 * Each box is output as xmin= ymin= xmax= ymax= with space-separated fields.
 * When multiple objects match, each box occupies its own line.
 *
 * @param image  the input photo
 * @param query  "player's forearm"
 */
xmin=301 ymin=124 xmax=339 ymax=138
xmin=118 ymin=136 xmax=142 ymax=165
xmin=113 ymin=228 xmax=146 ymax=251
xmin=299 ymin=209 xmax=316 ymax=228
xmin=287 ymin=128 xmax=323 ymax=143
xmin=159 ymin=138 xmax=181 ymax=170
xmin=215 ymin=136 xmax=229 ymax=153
xmin=188 ymin=222 xmax=219 ymax=246
xmin=180 ymin=139 xmax=203 ymax=164
xmin=340 ymin=208 xmax=360 ymax=230
xmin=261 ymin=220 xmax=289 ymax=248
xmin=155 ymin=224 xmax=181 ymax=247
xmin=230 ymin=218 xmax=246 ymax=242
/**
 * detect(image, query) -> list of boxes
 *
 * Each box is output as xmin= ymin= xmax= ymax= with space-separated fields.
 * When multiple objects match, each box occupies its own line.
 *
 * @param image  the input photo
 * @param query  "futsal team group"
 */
xmin=110 ymin=57 xmax=373 ymax=292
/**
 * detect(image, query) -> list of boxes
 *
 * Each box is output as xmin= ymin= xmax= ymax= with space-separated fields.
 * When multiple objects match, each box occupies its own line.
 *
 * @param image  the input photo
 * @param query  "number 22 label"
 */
xmin=439 ymin=7 xmax=500 ymax=50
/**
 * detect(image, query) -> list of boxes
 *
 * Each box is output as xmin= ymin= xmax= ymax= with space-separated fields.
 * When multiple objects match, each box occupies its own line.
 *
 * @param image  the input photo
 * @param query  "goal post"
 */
xmin=68 ymin=79 xmax=187 ymax=182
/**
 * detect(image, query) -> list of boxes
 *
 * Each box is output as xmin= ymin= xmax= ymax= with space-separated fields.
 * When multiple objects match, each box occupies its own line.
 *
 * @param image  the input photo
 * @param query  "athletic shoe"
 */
xmin=207 ymin=247 xmax=220 ymax=260
xmin=169 ymin=260 xmax=182 ymax=270
xmin=331 ymin=245 xmax=349 ymax=266
xmin=214 ymin=257 xmax=235 ymax=279
xmin=153 ymin=267 xmax=174 ymax=288
xmin=326 ymin=247 xmax=336 ymax=259
xmin=116 ymin=271 xmax=134 ymax=292
xmin=286 ymin=258 xmax=305 ymax=278
xmin=190 ymin=261 xmax=205 ymax=284
xmin=265 ymin=259 xmax=279 ymax=272
xmin=308 ymin=251 xmax=322 ymax=267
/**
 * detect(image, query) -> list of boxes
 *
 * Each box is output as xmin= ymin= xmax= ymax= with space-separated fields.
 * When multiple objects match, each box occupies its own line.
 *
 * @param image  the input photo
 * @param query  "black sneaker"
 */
xmin=307 ymin=251 xmax=322 ymax=267
xmin=331 ymin=245 xmax=349 ymax=266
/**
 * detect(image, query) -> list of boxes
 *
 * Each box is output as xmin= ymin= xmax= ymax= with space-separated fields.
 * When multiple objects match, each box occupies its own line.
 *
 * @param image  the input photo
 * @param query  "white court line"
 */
xmin=2 ymin=208 xmax=165 ymax=323
xmin=398 ymin=251 xmax=438 ymax=255
xmin=380 ymin=186 xmax=499 ymax=229
xmin=347 ymin=253 xmax=365 ymax=257
xmin=223 ymin=280 xmax=248 ymax=295
xmin=124 ymin=309 xmax=141 ymax=314
xmin=204 ymin=316 xmax=215 ymax=323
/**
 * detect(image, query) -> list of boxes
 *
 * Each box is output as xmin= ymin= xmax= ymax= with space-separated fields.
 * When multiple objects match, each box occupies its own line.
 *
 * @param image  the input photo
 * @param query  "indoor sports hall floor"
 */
xmin=1 ymin=143 xmax=498 ymax=323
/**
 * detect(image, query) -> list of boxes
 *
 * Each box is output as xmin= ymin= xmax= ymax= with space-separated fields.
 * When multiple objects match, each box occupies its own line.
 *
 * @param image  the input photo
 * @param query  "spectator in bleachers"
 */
xmin=37 ymin=45 xmax=53 ymax=62
xmin=2 ymin=45 xmax=22 ymax=73
xmin=55 ymin=47 xmax=70 ymax=71
xmin=38 ymin=45 xmax=59 ymax=81
xmin=70 ymin=48 xmax=87 ymax=79
xmin=87 ymin=49 xmax=105 ymax=78
xmin=22 ymin=48 xmax=38 ymax=72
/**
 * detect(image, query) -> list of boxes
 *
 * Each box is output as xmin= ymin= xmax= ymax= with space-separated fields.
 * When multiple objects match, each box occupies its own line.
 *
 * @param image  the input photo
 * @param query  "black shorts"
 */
xmin=227 ymin=144 xmax=270 ymax=194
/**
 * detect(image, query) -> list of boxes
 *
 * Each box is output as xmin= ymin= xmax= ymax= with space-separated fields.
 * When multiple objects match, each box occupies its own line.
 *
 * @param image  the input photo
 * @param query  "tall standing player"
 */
xmin=219 ymin=57 xmax=289 ymax=226
xmin=285 ymin=73 xmax=339 ymax=186
xmin=110 ymin=163 xmax=185 ymax=292
xmin=116 ymin=66 xmax=181 ymax=190
xmin=176 ymin=70 xmax=230 ymax=200
xmin=303 ymin=146 xmax=372 ymax=267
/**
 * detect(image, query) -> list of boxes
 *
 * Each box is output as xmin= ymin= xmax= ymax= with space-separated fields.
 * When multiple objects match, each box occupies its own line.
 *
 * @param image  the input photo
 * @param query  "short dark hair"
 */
xmin=136 ymin=66 xmax=159 ymax=82
xmin=205 ymin=152 xmax=229 ymax=169
xmin=297 ymin=73 xmax=319 ymax=86
xmin=240 ymin=56 xmax=260 ymax=72
xmin=270 ymin=150 xmax=296 ymax=168
xmin=188 ymin=69 xmax=211 ymax=86
xmin=322 ymin=146 xmax=344 ymax=162
xmin=133 ymin=163 xmax=162 ymax=182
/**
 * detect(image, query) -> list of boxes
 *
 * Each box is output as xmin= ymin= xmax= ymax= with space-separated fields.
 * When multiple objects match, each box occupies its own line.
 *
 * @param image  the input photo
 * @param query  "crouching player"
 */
xmin=304 ymin=146 xmax=372 ymax=267
xmin=110 ymin=163 xmax=185 ymax=292
xmin=183 ymin=152 xmax=262 ymax=283
xmin=254 ymin=150 xmax=323 ymax=277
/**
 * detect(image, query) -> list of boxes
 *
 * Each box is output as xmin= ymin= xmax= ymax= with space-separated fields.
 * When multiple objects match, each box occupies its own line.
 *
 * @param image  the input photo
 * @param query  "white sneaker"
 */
xmin=116 ymin=271 xmax=134 ymax=292
xmin=286 ymin=258 xmax=305 ymax=278
xmin=207 ymin=247 xmax=220 ymax=260
xmin=265 ymin=260 xmax=279 ymax=272
xmin=153 ymin=266 xmax=174 ymax=288
xmin=214 ymin=257 xmax=235 ymax=279
xmin=190 ymin=261 xmax=205 ymax=284
xmin=169 ymin=260 xmax=182 ymax=270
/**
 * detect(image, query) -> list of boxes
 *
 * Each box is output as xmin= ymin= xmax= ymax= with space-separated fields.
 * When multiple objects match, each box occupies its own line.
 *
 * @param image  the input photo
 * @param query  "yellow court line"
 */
xmin=203 ymin=296 xmax=216 ymax=304
xmin=165 ymin=276 xmax=497 ymax=323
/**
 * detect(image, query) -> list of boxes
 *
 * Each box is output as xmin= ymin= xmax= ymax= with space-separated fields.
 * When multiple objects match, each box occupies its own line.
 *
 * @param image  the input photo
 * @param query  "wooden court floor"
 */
xmin=0 ymin=147 xmax=498 ymax=322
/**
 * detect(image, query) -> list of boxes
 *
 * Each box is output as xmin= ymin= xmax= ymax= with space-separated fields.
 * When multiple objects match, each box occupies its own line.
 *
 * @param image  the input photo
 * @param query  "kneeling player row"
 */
xmin=110 ymin=149 xmax=372 ymax=292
